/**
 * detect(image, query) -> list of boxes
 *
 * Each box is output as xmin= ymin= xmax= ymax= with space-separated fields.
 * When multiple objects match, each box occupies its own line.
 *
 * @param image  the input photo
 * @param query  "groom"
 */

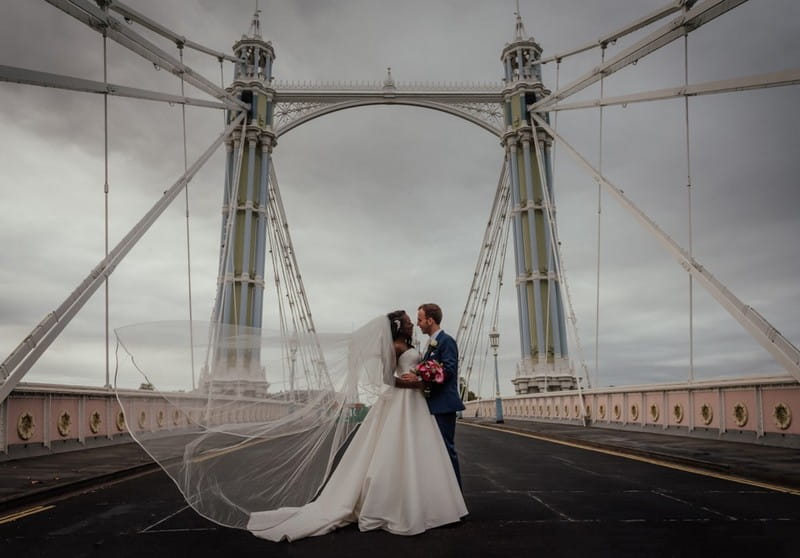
xmin=416 ymin=303 xmax=465 ymax=489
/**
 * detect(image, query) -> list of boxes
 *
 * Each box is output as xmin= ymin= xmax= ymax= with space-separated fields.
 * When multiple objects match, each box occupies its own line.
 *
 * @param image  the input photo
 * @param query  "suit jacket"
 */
xmin=423 ymin=330 xmax=466 ymax=415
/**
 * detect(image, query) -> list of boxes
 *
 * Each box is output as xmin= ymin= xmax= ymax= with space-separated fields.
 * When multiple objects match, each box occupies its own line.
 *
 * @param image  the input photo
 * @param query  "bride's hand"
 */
xmin=399 ymin=372 xmax=417 ymax=381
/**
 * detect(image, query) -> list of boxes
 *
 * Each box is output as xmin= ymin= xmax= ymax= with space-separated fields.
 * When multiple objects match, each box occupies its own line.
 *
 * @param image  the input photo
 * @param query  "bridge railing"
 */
xmin=464 ymin=375 xmax=800 ymax=448
xmin=0 ymin=383 xmax=293 ymax=460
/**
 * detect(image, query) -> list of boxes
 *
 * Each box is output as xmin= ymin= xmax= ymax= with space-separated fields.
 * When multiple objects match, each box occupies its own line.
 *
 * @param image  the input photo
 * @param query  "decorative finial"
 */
xmin=383 ymin=66 xmax=396 ymax=92
xmin=514 ymin=1 xmax=527 ymax=41
xmin=248 ymin=2 xmax=262 ymax=39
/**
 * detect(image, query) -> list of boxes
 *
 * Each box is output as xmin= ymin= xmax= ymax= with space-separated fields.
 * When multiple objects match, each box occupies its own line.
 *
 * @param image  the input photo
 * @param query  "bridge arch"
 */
xmin=273 ymin=98 xmax=503 ymax=139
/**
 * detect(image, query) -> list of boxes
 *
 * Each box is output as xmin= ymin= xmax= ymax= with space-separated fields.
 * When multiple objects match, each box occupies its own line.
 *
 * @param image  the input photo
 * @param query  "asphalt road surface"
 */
xmin=2 ymin=423 xmax=798 ymax=557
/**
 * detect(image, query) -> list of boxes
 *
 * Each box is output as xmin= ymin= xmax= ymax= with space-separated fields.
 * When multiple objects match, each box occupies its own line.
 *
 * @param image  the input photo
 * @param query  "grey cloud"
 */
xmin=1 ymin=0 xmax=798 ymax=396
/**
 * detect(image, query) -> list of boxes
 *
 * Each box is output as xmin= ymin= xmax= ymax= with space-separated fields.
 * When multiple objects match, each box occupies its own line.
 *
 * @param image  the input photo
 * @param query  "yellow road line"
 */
xmin=0 ymin=504 xmax=55 ymax=525
xmin=463 ymin=422 xmax=800 ymax=497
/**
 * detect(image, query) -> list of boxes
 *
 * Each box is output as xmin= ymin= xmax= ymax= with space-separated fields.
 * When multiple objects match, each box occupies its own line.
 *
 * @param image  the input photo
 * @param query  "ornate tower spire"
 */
xmin=500 ymin=6 xmax=575 ymax=394
xmin=502 ymin=4 xmax=542 ymax=84
xmin=205 ymin=9 xmax=278 ymax=395
xmin=514 ymin=0 xmax=527 ymax=41
xmin=247 ymin=4 xmax=262 ymax=39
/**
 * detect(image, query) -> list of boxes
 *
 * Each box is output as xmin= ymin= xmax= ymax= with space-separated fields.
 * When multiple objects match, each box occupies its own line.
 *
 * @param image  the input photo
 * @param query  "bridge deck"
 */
xmin=1 ymin=419 xmax=798 ymax=557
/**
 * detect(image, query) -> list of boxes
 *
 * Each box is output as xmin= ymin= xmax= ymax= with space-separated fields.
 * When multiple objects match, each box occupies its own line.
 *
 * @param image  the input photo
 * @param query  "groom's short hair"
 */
xmin=418 ymin=303 xmax=442 ymax=325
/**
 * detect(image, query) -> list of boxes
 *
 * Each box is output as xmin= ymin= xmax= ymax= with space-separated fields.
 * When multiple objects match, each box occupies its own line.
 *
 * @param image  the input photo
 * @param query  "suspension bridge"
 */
xmin=0 ymin=0 xmax=799 ymax=554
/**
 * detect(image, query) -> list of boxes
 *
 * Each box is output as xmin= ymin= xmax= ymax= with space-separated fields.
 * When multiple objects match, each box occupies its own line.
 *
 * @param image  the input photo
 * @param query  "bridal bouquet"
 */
xmin=415 ymin=360 xmax=445 ymax=398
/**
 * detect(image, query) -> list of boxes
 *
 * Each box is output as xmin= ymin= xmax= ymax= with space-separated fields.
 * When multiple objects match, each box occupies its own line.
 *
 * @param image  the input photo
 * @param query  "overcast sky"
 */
xmin=1 ymin=0 xmax=798 ymax=396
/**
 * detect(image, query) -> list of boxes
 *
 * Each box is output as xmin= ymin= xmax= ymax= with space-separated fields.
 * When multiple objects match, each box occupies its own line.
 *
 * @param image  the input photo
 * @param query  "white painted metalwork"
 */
xmin=265 ymin=162 xmax=329 ymax=388
xmin=594 ymin=47 xmax=607 ymax=388
xmin=107 ymin=0 xmax=239 ymax=63
xmin=0 ymin=114 xmax=247 ymax=405
xmin=538 ymin=0 xmax=687 ymax=65
xmin=531 ymin=0 xmax=750 ymax=111
xmin=102 ymin=21 xmax=110 ymax=389
xmin=0 ymin=64 xmax=227 ymax=109
xmin=683 ymin=34 xmax=695 ymax=384
xmin=532 ymin=114 xmax=800 ymax=383
xmin=457 ymin=163 xmax=512 ymax=401
xmin=271 ymin=80 xmax=504 ymax=138
xmin=178 ymin=45 xmax=197 ymax=392
xmin=44 ymin=0 xmax=246 ymax=111
xmin=2 ymin=0 xmax=794 ymax=411
xmin=0 ymin=400 xmax=6 ymax=454
xmin=213 ymin=119 xmax=248 ymax=330
xmin=547 ymin=68 xmax=800 ymax=112
xmin=530 ymin=124 xmax=591 ymax=408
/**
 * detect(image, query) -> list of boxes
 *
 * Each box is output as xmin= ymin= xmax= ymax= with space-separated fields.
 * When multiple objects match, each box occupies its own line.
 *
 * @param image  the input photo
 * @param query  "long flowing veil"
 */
xmin=113 ymin=316 xmax=394 ymax=529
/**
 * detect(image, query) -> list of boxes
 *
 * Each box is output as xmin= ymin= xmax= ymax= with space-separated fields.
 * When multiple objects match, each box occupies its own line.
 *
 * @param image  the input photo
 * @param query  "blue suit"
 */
xmin=423 ymin=330 xmax=465 ymax=488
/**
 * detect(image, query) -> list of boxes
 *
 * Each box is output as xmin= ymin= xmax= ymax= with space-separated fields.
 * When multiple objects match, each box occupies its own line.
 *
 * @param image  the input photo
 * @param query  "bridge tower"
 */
xmin=214 ymin=10 xmax=275 ymax=331
xmin=501 ymin=12 xmax=575 ymax=394
xmin=204 ymin=11 xmax=276 ymax=395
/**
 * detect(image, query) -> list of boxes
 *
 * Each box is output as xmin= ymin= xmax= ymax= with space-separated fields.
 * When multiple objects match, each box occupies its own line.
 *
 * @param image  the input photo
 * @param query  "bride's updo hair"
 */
xmin=386 ymin=309 xmax=406 ymax=340
xmin=386 ymin=309 xmax=414 ymax=348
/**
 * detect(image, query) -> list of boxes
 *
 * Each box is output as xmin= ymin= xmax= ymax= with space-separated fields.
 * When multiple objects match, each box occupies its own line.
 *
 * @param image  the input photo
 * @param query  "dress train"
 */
xmin=247 ymin=349 xmax=467 ymax=541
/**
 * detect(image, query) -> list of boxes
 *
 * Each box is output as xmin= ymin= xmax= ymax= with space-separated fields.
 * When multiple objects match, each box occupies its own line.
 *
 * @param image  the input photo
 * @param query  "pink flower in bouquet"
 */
xmin=414 ymin=360 xmax=443 ymax=398
xmin=415 ymin=360 xmax=445 ymax=384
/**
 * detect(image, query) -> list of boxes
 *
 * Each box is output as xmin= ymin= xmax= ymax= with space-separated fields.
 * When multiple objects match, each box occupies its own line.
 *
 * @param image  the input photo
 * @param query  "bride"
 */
xmin=247 ymin=310 xmax=468 ymax=541
xmin=114 ymin=312 xmax=466 ymax=542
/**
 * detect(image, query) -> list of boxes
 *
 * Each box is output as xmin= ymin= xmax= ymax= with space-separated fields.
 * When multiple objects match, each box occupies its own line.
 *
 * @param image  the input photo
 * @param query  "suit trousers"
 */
xmin=434 ymin=412 xmax=462 ymax=490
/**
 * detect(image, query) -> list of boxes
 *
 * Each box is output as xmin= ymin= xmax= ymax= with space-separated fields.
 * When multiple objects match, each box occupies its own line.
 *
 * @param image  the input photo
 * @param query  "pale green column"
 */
xmin=502 ymin=13 xmax=575 ymax=393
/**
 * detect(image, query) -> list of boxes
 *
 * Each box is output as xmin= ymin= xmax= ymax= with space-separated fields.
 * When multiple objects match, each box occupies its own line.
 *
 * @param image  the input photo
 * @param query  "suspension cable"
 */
xmin=552 ymin=60 xmax=561 ymax=181
xmin=457 ymin=163 xmax=509 ymax=340
xmin=219 ymin=58 xmax=225 ymax=126
xmin=267 ymin=162 xmax=328 ymax=386
xmin=458 ymin=162 xmax=511 ymax=400
xmin=102 ymin=19 xmax=110 ymax=389
xmin=533 ymin=58 xmax=563 ymax=391
xmin=683 ymin=32 xmax=695 ymax=383
xmin=467 ymin=213 xmax=511 ymax=402
xmin=593 ymin=45 xmax=607 ymax=388
xmin=214 ymin=117 xmax=247 ymax=329
xmin=178 ymin=45 xmax=197 ymax=391
xmin=208 ymin=115 xmax=246 ymax=382
xmin=479 ymin=209 xmax=512 ymax=400
xmin=533 ymin=111 xmax=800 ymax=383
xmin=200 ymin=59 xmax=233 ymax=381
xmin=265 ymin=184 xmax=292 ymax=396
xmin=531 ymin=125 xmax=591 ymax=415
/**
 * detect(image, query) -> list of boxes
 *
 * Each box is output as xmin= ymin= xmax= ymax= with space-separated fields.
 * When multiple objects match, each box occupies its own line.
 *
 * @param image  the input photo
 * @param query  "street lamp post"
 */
xmin=489 ymin=329 xmax=504 ymax=424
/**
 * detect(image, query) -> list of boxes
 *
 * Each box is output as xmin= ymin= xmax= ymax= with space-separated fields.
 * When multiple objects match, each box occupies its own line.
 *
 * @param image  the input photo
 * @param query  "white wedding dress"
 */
xmin=247 ymin=348 xmax=468 ymax=541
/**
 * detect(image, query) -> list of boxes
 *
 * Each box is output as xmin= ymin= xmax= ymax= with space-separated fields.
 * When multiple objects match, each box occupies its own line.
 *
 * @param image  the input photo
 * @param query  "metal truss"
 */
xmin=523 ymin=0 xmax=800 ymax=383
xmin=107 ymin=0 xmax=239 ymax=63
xmin=456 ymin=162 xmax=511 ymax=400
xmin=265 ymin=162 xmax=330 ymax=391
xmin=538 ymin=0 xmax=688 ymax=65
xmin=0 ymin=114 xmax=246 ymax=405
xmin=4 ymin=0 xmax=790 ymax=405
xmin=533 ymin=114 xmax=800 ymax=383
xmin=0 ymin=64 xmax=227 ymax=109
xmin=549 ymin=68 xmax=800 ymax=112
xmin=270 ymin=80 xmax=504 ymax=138
xmin=44 ymin=0 xmax=247 ymax=111
xmin=531 ymin=0 xmax=749 ymax=111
